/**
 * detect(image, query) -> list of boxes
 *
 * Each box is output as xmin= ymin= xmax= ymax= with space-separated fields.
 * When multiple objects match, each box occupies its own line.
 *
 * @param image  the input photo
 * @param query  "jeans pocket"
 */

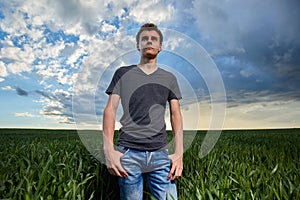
xmin=117 ymin=146 xmax=130 ymax=159
xmin=158 ymin=149 xmax=171 ymax=162
xmin=161 ymin=149 xmax=169 ymax=157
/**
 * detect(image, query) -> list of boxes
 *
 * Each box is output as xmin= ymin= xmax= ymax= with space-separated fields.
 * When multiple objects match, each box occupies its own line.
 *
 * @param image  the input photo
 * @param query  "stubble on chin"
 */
xmin=142 ymin=49 xmax=159 ymax=59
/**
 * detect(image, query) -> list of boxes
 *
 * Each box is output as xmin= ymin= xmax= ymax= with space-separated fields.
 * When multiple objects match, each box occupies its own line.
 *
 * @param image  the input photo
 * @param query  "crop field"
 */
xmin=0 ymin=128 xmax=300 ymax=199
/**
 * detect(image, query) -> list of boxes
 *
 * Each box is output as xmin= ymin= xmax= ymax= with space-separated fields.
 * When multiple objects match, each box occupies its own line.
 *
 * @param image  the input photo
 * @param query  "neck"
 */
xmin=137 ymin=60 xmax=158 ymax=75
xmin=139 ymin=56 xmax=157 ymax=65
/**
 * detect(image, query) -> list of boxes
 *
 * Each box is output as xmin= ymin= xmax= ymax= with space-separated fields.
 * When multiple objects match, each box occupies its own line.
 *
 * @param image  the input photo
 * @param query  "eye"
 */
xmin=151 ymin=36 xmax=158 ymax=41
xmin=141 ymin=36 xmax=149 ymax=41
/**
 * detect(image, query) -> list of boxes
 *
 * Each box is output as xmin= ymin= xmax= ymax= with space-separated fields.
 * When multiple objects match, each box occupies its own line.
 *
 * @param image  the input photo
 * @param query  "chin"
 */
xmin=144 ymin=53 xmax=158 ymax=59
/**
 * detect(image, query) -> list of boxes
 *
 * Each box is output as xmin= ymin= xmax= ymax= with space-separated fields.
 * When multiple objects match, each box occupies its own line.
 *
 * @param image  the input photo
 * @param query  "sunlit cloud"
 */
xmin=15 ymin=112 xmax=35 ymax=118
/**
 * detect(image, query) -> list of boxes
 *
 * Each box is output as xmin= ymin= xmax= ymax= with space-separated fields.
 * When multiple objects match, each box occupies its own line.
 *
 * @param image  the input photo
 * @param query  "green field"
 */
xmin=0 ymin=129 xmax=299 ymax=199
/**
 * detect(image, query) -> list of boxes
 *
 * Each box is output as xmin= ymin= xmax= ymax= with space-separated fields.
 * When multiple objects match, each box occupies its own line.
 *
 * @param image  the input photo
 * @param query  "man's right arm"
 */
xmin=103 ymin=94 xmax=128 ymax=178
xmin=103 ymin=94 xmax=119 ymax=150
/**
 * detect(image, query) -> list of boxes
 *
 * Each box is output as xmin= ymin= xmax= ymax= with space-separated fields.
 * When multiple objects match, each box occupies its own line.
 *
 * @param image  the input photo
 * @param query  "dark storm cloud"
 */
xmin=35 ymin=90 xmax=54 ymax=100
xmin=15 ymin=87 xmax=28 ymax=96
xmin=185 ymin=0 xmax=300 ymax=103
xmin=15 ymin=87 xmax=56 ymax=100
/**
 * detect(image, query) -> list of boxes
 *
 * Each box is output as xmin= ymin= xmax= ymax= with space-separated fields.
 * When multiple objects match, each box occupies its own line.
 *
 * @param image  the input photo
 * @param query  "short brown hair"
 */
xmin=136 ymin=23 xmax=163 ymax=45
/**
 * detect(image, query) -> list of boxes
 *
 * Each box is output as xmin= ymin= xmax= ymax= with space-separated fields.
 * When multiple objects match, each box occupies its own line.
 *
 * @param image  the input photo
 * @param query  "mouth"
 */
xmin=145 ymin=47 xmax=154 ymax=50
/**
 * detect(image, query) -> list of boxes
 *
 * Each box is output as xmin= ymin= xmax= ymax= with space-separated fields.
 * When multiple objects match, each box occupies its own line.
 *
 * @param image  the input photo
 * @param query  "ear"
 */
xmin=136 ymin=43 xmax=140 ymax=51
xmin=158 ymin=45 xmax=162 ymax=53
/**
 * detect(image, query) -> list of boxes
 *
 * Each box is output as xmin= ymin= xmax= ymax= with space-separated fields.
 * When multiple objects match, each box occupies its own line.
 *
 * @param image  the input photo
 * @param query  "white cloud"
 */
xmin=15 ymin=112 xmax=35 ymax=118
xmin=1 ymin=45 xmax=35 ymax=75
xmin=178 ymin=98 xmax=300 ymax=130
xmin=0 ymin=5 xmax=28 ymax=36
xmin=101 ymin=22 xmax=117 ymax=33
xmin=129 ymin=1 xmax=175 ymax=24
xmin=1 ymin=46 xmax=24 ymax=60
xmin=41 ymin=0 xmax=107 ymax=35
xmin=66 ymin=46 xmax=86 ymax=66
xmin=1 ymin=86 xmax=13 ymax=90
xmin=225 ymin=100 xmax=300 ymax=129
xmin=7 ymin=62 xmax=32 ymax=75
xmin=73 ymin=32 xmax=136 ymax=92
xmin=39 ymin=89 xmax=73 ymax=123
xmin=0 ymin=62 xmax=8 ymax=78
xmin=240 ymin=69 xmax=254 ymax=78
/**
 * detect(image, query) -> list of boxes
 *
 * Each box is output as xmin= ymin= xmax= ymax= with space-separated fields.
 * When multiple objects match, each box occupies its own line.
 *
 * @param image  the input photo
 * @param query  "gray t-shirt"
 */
xmin=106 ymin=65 xmax=182 ymax=151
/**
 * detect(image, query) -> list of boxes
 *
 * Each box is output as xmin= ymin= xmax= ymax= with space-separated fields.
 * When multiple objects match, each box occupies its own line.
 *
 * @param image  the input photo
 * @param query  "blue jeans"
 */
xmin=117 ymin=146 xmax=177 ymax=200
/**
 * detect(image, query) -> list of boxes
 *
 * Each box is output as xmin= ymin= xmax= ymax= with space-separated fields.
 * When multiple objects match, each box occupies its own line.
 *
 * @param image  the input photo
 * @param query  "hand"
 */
xmin=167 ymin=153 xmax=183 ymax=180
xmin=104 ymin=149 xmax=128 ymax=178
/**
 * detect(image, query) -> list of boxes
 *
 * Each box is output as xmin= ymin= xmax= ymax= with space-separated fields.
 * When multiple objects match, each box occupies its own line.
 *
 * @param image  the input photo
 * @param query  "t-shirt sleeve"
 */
xmin=168 ymin=76 xmax=182 ymax=101
xmin=105 ymin=69 xmax=121 ymax=95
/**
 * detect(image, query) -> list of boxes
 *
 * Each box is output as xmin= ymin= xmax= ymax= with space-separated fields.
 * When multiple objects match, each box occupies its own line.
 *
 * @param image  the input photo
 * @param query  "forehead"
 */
xmin=139 ymin=30 xmax=160 ymax=38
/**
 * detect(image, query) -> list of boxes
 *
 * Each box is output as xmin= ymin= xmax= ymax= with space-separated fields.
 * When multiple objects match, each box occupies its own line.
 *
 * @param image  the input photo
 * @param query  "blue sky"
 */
xmin=0 ymin=0 xmax=299 ymax=129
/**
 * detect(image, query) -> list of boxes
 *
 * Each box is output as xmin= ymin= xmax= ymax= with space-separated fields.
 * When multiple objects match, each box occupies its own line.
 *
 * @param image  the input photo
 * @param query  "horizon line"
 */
xmin=0 ymin=127 xmax=299 ymax=131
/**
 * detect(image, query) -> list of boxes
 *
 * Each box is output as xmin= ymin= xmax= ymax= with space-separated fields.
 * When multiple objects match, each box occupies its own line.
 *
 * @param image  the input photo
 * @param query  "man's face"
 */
xmin=138 ymin=30 xmax=162 ymax=58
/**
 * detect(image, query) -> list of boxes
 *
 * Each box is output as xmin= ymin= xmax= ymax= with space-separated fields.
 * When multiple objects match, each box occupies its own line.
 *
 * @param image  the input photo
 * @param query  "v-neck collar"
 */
xmin=136 ymin=65 xmax=159 ymax=76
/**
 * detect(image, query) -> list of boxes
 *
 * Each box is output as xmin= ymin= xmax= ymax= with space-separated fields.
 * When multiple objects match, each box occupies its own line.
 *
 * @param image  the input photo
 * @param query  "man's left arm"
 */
xmin=167 ymin=99 xmax=183 ymax=180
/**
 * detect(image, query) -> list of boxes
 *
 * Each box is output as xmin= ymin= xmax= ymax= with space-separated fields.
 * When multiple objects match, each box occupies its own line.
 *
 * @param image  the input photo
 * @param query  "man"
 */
xmin=103 ymin=23 xmax=183 ymax=200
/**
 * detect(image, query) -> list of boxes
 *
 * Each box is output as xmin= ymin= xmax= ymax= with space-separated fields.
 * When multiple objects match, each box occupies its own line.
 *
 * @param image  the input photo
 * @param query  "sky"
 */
xmin=0 ymin=0 xmax=300 ymax=130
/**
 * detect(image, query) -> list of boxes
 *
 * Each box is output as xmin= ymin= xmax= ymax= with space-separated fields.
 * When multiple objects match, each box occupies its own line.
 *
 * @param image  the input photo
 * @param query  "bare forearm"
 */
xmin=103 ymin=107 xmax=116 ymax=151
xmin=103 ymin=94 xmax=120 ymax=151
xmin=103 ymin=101 xmax=128 ymax=178
xmin=171 ymin=113 xmax=183 ymax=155
xmin=168 ymin=104 xmax=184 ymax=180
